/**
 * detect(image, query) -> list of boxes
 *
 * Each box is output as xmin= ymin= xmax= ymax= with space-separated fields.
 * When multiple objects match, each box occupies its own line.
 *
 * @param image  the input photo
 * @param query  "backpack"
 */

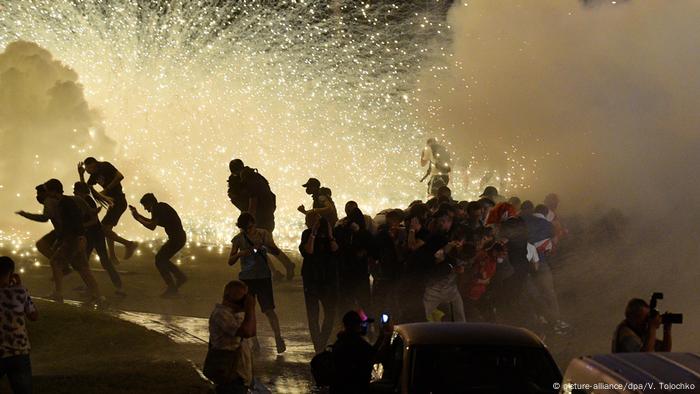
xmin=310 ymin=346 xmax=334 ymax=386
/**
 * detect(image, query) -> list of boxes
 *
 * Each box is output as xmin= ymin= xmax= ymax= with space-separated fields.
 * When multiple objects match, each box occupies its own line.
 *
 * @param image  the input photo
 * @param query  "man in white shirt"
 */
xmin=208 ymin=281 xmax=256 ymax=393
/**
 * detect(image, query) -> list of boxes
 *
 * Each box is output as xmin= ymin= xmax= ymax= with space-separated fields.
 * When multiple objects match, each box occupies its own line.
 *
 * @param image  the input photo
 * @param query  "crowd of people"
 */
xmin=0 ymin=145 xmax=683 ymax=394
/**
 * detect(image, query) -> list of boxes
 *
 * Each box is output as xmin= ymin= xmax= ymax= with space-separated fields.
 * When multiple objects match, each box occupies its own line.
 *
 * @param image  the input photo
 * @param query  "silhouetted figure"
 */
xmin=228 ymin=159 xmax=295 ymax=280
xmin=330 ymin=310 xmax=391 ymax=394
xmin=130 ymin=193 xmax=188 ymax=297
xmin=298 ymin=178 xmax=338 ymax=227
xmin=300 ymin=213 xmax=339 ymax=352
xmin=15 ymin=185 xmax=59 ymax=264
xmin=228 ymin=213 xmax=286 ymax=354
xmin=73 ymin=182 xmax=124 ymax=295
xmin=334 ymin=207 xmax=374 ymax=315
xmin=78 ymin=158 xmax=137 ymax=265
xmin=43 ymin=179 xmax=102 ymax=303
xmin=420 ymin=138 xmax=451 ymax=197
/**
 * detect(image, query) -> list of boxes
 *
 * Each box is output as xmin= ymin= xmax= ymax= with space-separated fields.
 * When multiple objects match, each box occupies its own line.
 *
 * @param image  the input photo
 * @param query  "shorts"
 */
xmin=52 ymin=236 xmax=88 ymax=270
xmin=241 ymin=278 xmax=275 ymax=312
xmin=102 ymin=194 xmax=127 ymax=227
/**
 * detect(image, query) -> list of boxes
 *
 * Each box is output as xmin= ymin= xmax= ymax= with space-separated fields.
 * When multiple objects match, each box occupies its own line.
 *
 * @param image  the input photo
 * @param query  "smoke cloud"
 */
xmin=418 ymin=0 xmax=700 ymax=359
xmin=0 ymin=40 xmax=113 ymax=225
xmin=421 ymin=0 xmax=700 ymax=214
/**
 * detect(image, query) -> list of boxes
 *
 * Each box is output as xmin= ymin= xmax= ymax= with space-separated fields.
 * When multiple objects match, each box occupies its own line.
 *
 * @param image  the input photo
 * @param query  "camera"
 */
xmin=649 ymin=292 xmax=683 ymax=325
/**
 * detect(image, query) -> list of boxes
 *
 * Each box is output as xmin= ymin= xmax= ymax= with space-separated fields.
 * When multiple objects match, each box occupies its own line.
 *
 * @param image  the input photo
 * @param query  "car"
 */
xmin=560 ymin=352 xmax=700 ymax=394
xmin=369 ymin=322 xmax=562 ymax=394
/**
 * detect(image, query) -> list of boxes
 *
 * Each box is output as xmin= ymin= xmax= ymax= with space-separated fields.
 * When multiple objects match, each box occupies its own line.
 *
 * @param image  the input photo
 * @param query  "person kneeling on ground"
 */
xmin=612 ymin=298 xmax=671 ymax=353
xmin=207 ymin=280 xmax=256 ymax=394
xmin=0 ymin=256 xmax=38 ymax=394
xmin=330 ymin=310 xmax=392 ymax=394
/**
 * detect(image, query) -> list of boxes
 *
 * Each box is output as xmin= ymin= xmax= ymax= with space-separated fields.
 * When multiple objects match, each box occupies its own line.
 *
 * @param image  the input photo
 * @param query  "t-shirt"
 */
xmin=0 ymin=286 xmax=36 ymax=358
xmin=612 ymin=321 xmax=644 ymax=353
xmin=55 ymin=195 xmax=85 ymax=238
xmin=87 ymin=161 xmax=124 ymax=198
xmin=152 ymin=202 xmax=185 ymax=238
xmin=70 ymin=195 xmax=93 ymax=224
xmin=231 ymin=229 xmax=275 ymax=280
xmin=208 ymin=304 xmax=253 ymax=386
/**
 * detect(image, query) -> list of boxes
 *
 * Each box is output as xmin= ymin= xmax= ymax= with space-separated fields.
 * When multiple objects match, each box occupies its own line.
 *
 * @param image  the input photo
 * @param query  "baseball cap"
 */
xmin=302 ymin=178 xmax=321 ymax=188
xmin=342 ymin=309 xmax=375 ymax=327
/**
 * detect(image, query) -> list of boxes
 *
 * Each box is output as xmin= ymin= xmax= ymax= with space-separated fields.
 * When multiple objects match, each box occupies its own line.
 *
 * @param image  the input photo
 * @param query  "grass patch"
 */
xmin=1 ymin=300 xmax=211 ymax=394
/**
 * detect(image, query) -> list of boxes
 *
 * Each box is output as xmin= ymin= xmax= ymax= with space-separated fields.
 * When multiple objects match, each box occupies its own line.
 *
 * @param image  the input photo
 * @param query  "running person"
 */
xmin=130 ymin=194 xmax=188 ymax=297
xmin=78 ymin=158 xmax=137 ymax=265
xmin=228 ymin=212 xmax=286 ymax=354
xmin=43 ymin=179 xmax=103 ymax=304
xmin=228 ymin=159 xmax=295 ymax=280
xmin=73 ymin=182 xmax=125 ymax=296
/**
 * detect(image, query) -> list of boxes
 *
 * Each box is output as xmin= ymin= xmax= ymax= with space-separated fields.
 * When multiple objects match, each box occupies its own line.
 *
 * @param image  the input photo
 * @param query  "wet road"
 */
xmin=22 ymin=249 xmax=323 ymax=393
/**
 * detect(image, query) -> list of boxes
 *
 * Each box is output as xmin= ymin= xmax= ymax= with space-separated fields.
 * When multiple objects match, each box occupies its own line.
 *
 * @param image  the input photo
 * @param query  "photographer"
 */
xmin=612 ymin=298 xmax=672 ymax=353
xmin=206 ymin=280 xmax=256 ymax=394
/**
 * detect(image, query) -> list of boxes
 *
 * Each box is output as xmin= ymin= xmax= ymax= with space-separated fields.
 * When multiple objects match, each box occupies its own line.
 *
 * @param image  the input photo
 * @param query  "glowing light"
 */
xmin=0 ymin=1 xmax=533 ymax=249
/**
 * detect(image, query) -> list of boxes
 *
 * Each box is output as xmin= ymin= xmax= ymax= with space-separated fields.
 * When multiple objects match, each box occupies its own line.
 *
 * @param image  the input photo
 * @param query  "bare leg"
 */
xmin=76 ymin=266 xmax=101 ymax=299
xmin=264 ymin=309 xmax=286 ymax=353
xmin=49 ymin=258 xmax=64 ymax=300
xmin=274 ymin=250 xmax=296 ymax=280
xmin=103 ymin=225 xmax=137 ymax=261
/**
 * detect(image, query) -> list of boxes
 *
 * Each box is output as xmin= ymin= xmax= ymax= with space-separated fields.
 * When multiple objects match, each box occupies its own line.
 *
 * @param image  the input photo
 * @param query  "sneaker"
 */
xmin=285 ymin=262 xmax=296 ymax=281
xmin=160 ymin=287 xmax=178 ymax=298
xmin=90 ymin=296 xmax=108 ymax=308
xmin=275 ymin=336 xmax=287 ymax=354
xmin=124 ymin=242 xmax=138 ymax=260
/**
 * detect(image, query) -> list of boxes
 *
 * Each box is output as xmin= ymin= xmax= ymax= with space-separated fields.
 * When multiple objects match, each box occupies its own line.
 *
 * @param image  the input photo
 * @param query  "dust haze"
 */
xmin=0 ymin=40 xmax=113 ymax=229
xmin=420 ymin=0 xmax=700 ymax=358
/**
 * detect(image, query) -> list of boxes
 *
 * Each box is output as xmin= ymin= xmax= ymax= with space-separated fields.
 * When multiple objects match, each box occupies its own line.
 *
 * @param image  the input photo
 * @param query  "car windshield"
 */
xmin=409 ymin=345 xmax=561 ymax=394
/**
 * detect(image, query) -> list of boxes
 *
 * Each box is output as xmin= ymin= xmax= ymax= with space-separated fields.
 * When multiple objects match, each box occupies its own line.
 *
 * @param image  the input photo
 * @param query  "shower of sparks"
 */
xmin=0 ymin=0 xmax=534 ymax=255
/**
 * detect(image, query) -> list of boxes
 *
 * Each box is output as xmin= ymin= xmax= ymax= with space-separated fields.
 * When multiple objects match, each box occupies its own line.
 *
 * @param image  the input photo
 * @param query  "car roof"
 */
xmin=576 ymin=353 xmax=700 ymax=385
xmin=395 ymin=322 xmax=545 ymax=348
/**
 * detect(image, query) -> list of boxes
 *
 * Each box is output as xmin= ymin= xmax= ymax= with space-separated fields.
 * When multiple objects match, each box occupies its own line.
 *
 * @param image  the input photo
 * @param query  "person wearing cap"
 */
xmin=330 ymin=310 xmax=392 ymax=394
xmin=479 ymin=185 xmax=505 ymax=204
xmin=298 ymin=178 xmax=338 ymax=227
xmin=228 ymin=159 xmax=295 ymax=281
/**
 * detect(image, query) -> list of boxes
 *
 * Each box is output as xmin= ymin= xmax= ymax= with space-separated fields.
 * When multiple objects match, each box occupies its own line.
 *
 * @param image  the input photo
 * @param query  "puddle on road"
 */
xmin=46 ymin=298 xmax=322 ymax=393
